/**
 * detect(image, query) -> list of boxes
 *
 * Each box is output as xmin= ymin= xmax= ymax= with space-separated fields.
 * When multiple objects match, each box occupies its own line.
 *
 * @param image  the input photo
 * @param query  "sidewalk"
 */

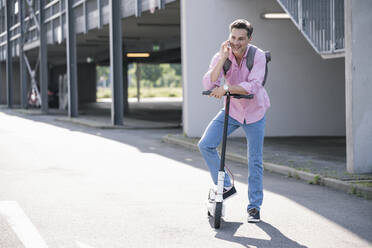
xmin=162 ymin=134 xmax=372 ymax=200
xmin=6 ymin=100 xmax=182 ymax=129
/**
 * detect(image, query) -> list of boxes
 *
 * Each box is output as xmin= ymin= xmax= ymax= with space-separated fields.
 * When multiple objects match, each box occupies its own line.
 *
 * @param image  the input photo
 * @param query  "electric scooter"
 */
xmin=202 ymin=90 xmax=253 ymax=229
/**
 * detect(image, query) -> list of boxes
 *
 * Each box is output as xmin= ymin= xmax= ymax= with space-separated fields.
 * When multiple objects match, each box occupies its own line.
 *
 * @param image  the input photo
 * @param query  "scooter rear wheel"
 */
xmin=213 ymin=202 xmax=222 ymax=229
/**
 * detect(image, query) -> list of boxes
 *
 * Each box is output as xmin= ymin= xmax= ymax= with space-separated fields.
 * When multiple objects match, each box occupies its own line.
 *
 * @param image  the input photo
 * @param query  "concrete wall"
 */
xmin=50 ymin=63 xmax=97 ymax=104
xmin=181 ymin=0 xmax=345 ymax=137
xmin=345 ymin=0 xmax=372 ymax=173
xmin=78 ymin=63 xmax=97 ymax=103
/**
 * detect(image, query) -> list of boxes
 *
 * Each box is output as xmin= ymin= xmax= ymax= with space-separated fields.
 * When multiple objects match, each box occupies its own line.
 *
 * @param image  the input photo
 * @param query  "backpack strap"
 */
xmin=247 ymin=46 xmax=271 ymax=86
xmin=246 ymin=45 xmax=257 ymax=72
xmin=263 ymin=51 xmax=271 ymax=86
xmin=222 ymin=58 xmax=232 ymax=75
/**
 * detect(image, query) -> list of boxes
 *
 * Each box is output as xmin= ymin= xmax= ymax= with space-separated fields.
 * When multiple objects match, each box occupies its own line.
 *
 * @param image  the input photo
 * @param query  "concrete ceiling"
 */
xmin=38 ymin=0 xmax=181 ymax=66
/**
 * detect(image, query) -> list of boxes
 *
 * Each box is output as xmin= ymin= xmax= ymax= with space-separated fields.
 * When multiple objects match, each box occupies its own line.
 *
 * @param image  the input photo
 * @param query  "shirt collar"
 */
xmin=228 ymin=44 xmax=250 ymax=64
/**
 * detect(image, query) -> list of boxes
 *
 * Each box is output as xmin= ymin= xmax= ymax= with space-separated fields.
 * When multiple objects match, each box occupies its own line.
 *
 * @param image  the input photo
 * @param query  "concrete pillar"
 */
xmin=1 ymin=61 xmax=21 ymax=105
xmin=123 ymin=60 xmax=129 ymax=114
xmin=158 ymin=0 xmax=165 ymax=9
xmin=0 ymin=62 xmax=5 ymax=104
xmin=5 ymin=0 xmax=13 ymax=108
xmin=345 ymin=0 xmax=372 ymax=173
xmin=97 ymin=0 xmax=102 ymax=28
xmin=66 ymin=0 xmax=79 ymax=117
xmin=39 ymin=0 xmax=48 ymax=113
xmin=109 ymin=0 xmax=124 ymax=125
xmin=19 ymin=0 xmax=28 ymax=108
xmin=135 ymin=0 xmax=142 ymax=17
xmin=10 ymin=62 xmax=21 ymax=105
xmin=136 ymin=63 xmax=141 ymax=102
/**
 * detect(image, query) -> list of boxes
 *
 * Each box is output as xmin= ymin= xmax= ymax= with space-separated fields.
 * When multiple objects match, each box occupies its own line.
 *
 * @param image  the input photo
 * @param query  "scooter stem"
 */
xmin=219 ymin=92 xmax=231 ymax=172
xmin=215 ymin=93 xmax=231 ymax=203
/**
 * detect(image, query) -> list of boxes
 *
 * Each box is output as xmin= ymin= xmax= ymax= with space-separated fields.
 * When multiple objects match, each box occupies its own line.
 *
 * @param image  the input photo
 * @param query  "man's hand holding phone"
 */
xmin=219 ymin=40 xmax=231 ymax=60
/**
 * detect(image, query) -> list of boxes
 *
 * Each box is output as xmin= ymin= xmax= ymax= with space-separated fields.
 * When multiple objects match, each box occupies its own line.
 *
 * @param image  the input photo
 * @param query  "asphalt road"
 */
xmin=1 ymin=110 xmax=371 ymax=248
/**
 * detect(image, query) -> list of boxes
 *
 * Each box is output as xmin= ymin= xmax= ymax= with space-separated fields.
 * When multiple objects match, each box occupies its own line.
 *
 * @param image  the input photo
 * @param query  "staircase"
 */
xmin=276 ymin=0 xmax=344 ymax=59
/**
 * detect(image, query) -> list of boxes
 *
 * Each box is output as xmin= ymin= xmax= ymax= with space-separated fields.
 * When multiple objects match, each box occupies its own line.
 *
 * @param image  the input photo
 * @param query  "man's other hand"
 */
xmin=210 ymin=86 xmax=226 ymax=99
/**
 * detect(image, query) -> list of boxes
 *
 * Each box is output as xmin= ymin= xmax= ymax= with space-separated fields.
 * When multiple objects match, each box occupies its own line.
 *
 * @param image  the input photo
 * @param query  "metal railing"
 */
xmin=0 ymin=0 xmax=99 ymax=60
xmin=276 ymin=0 xmax=344 ymax=57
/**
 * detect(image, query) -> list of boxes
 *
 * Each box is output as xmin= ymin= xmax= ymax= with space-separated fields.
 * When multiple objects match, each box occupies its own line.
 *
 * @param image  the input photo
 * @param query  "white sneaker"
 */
xmin=208 ymin=188 xmax=216 ymax=202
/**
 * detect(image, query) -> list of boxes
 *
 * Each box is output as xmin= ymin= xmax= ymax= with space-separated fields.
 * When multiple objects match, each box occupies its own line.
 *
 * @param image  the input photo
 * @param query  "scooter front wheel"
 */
xmin=213 ymin=202 xmax=222 ymax=229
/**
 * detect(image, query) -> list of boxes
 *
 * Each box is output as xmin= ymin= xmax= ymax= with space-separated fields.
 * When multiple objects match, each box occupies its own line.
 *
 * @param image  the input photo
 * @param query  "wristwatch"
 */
xmin=223 ymin=84 xmax=229 ymax=93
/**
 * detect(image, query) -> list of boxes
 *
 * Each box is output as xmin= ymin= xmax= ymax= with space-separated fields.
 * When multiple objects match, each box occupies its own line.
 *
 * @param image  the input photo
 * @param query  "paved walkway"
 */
xmin=2 ymin=100 xmax=371 ymax=199
xmin=6 ymin=100 xmax=183 ymax=129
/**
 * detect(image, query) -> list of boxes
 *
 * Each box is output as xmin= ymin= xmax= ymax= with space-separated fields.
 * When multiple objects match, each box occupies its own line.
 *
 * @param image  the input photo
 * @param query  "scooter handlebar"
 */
xmin=202 ymin=90 xmax=254 ymax=99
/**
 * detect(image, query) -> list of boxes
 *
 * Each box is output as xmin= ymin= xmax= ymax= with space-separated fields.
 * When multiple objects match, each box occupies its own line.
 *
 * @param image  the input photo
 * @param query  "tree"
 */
xmin=96 ymin=66 xmax=110 ymax=82
xmin=140 ymin=64 xmax=163 ymax=83
xmin=127 ymin=63 xmax=182 ymax=88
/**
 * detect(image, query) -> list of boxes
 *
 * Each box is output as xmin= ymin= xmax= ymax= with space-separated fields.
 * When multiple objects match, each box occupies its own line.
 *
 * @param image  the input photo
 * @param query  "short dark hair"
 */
xmin=229 ymin=19 xmax=253 ymax=38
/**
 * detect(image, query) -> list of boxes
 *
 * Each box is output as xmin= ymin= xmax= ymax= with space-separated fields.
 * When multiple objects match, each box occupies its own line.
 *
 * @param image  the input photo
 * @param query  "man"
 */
xmin=198 ymin=19 xmax=270 ymax=223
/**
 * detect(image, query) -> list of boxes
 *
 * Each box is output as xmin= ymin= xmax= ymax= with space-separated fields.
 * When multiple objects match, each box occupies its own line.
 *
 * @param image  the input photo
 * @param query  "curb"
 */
xmin=55 ymin=117 xmax=127 ymax=129
xmin=4 ymin=108 xmax=181 ymax=130
xmin=55 ymin=117 xmax=181 ymax=130
xmin=162 ymin=135 xmax=372 ymax=200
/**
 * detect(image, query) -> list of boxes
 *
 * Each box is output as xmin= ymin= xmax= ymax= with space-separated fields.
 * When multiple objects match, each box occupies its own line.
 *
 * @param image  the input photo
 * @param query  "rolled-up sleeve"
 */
xmin=239 ymin=50 xmax=266 ymax=94
xmin=202 ymin=53 xmax=223 ymax=90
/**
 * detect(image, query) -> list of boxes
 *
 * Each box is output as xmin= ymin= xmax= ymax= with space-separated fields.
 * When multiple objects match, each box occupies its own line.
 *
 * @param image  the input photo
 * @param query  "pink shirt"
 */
xmin=202 ymin=44 xmax=271 ymax=124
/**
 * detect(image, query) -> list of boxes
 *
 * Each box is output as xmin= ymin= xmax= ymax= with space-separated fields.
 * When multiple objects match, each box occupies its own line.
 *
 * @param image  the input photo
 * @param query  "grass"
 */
xmin=297 ymin=167 xmax=311 ymax=173
xmin=308 ymin=175 xmax=321 ymax=185
xmin=350 ymin=185 xmax=364 ymax=197
xmin=96 ymin=87 xmax=182 ymax=99
xmin=354 ymin=181 xmax=372 ymax=187
xmin=97 ymin=87 xmax=112 ymax=99
xmin=287 ymin=172 xmax=299 ymax=179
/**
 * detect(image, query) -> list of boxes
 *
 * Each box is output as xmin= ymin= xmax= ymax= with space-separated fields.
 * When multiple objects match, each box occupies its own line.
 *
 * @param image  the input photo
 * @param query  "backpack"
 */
xmin=222 ymin=45 xmax=271 ymax=86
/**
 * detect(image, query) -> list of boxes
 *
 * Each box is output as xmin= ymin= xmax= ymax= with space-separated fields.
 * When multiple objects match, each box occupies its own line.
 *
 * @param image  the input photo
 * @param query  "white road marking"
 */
xmin=76 ymin=241 xmax=97 ymax=248
xmin=0 ymin=201 xmax=48 ymax=248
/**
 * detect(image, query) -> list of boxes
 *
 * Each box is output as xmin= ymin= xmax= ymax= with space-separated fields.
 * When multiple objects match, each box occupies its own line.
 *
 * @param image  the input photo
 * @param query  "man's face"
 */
xmin=229 ymin=28 xmax=251 ymax=57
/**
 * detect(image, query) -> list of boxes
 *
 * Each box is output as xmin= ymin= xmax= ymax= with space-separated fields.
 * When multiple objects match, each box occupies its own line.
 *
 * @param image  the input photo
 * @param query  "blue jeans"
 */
xmin=198 ymin=109 xmax=266 ymax=211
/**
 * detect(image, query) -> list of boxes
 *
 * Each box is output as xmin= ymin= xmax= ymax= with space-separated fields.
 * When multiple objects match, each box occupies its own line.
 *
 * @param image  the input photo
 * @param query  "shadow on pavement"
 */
xmin=213 ymin=221 xmax=307 ymax=248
